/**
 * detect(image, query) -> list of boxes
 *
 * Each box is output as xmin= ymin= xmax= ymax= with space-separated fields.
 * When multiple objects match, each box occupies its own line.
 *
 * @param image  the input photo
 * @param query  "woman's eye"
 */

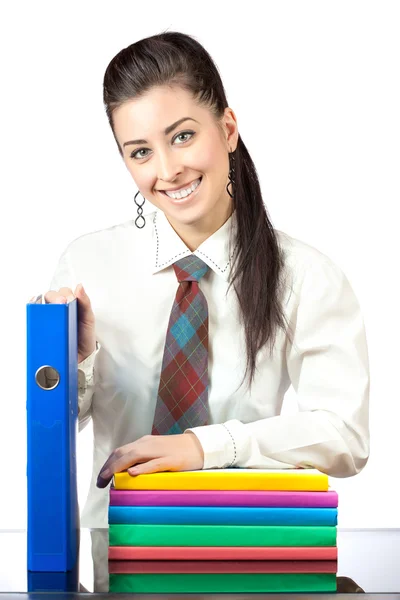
xmin=174 ymin=131 xmax=194 ymax=144
xmin=130 ymin=148 xmax=150 ymax=160
xmin=130 ymin=131 xmax=195 ymax=160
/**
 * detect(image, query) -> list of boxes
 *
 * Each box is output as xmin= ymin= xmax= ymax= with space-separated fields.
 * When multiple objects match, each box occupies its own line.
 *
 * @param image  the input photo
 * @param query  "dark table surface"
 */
xmin=1 ymin=528 xmax=399 ymax=598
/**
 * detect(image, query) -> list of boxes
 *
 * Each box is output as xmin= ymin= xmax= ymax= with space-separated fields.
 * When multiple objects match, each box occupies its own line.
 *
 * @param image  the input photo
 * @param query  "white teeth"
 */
xmin=165 ymin=177 xmax=201 ymax=199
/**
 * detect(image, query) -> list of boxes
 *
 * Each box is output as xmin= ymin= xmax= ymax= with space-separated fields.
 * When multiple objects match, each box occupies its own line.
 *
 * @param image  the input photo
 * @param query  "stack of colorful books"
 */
xmin=108 ymin=468 xmax=338 ymax=593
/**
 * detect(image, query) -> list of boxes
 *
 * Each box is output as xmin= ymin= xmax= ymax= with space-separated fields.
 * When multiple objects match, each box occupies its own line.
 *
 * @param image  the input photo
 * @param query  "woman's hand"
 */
xmin=96 ymin=432 xmax=205 ymax=488
xmin=39 ymin=284 xmax=96 ymax=364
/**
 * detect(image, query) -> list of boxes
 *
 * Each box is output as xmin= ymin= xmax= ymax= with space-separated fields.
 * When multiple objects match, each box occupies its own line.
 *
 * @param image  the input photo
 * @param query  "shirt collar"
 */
xmin=151 ymin=208 xmax=238 ymax=281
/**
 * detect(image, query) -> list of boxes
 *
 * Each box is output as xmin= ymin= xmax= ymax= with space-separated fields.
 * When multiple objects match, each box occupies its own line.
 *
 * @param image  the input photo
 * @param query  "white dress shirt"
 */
xmin=48 ymin=207 xmax=370 ymax=527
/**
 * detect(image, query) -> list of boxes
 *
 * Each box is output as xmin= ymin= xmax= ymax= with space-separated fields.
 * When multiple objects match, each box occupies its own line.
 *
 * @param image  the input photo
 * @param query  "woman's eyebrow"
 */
xmin=123 ymin=117 xmax=200 ymax=148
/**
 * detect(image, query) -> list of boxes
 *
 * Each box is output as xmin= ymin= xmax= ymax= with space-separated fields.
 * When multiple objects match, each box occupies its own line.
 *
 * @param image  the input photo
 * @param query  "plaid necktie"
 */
xmin=152 ymin=255 xmax=210 ymax=435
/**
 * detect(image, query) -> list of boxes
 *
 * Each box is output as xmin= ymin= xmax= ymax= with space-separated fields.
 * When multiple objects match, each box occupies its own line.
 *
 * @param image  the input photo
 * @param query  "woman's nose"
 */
xmin=156 ymin=154 xmax=184 ymax=184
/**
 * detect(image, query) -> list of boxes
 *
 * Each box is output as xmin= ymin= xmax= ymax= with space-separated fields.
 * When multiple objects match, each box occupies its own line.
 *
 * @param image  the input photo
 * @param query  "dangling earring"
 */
xmin=226 ymin=149 xmax=236 ymax=199
xmin=134 ymin=190 xmax=146 ymax=229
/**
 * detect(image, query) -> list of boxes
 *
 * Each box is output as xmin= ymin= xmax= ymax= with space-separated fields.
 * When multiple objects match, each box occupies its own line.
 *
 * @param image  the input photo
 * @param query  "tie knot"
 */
xmin=173 ymin=255 xmax=209 ymax=282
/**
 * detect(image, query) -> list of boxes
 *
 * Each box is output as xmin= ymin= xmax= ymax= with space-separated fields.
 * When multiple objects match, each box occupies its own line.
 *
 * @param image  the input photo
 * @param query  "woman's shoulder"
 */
xmin=275 ymin=228 xmax=341 ymax=273
xmin=63 ymin=213 xmax=156 ymax=257
xmin=274 ymin=229 xmax=349 ymax=300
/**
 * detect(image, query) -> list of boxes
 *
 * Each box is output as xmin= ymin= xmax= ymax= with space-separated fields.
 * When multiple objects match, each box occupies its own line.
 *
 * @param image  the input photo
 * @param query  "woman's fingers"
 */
xmin=44 ymin=288 xmax=75 ymax=303
xmin=128 ymin=458 xmax=170 ymax=476
xmin=97 ymin=446 xmax=140 ymax=488
xmin=96 ymin=438 xmax=163 ymax=488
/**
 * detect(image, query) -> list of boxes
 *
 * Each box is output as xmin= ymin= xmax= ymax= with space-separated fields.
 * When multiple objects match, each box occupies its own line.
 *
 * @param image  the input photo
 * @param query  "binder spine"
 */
xmin=27 ymin=299 xmax=79 ymax=571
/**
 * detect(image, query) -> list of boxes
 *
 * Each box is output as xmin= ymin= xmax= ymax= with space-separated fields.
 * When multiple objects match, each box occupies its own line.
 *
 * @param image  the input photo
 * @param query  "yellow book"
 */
xmin=113 ymin=468 xmax=328 ymax=491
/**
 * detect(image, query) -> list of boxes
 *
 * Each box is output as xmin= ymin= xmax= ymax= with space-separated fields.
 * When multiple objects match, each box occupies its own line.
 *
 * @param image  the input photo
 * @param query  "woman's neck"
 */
xmin=167 ymin=199 xmax=234 ymax=251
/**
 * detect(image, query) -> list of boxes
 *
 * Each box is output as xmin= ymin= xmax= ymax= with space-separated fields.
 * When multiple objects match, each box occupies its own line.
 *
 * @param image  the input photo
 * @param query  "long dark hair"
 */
xmin=103 ymin=30 xmax=293 ymax=392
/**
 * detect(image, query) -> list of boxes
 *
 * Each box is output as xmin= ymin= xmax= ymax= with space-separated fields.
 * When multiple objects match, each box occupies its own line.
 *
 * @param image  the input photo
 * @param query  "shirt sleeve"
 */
xmin=47 ymin=247 xmax=99 ymax=431
xmin=78 ymin=341 xmax=101 ymax=431
xmin=186 ymin=258 xmax=370 ymax=478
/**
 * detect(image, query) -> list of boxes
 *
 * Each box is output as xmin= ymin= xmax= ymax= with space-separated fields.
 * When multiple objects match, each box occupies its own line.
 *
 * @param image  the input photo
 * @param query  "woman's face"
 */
xmin=112 ymin=85 xmax=238 ymax=242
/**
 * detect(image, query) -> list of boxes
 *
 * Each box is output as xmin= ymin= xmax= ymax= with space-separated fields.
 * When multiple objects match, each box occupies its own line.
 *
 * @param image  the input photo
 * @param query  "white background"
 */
xmin=1 ymin=0 xmax=399 ymax=528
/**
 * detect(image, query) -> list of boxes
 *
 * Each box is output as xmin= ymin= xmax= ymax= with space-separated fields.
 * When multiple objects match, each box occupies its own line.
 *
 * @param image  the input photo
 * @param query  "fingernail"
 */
xmin=55 ymin=296 xmax=66 ymax=304
xmin=66 ymin=294 xmax=75 ymax=302
xmin=96 ymin=473 xmax=108 ymax=487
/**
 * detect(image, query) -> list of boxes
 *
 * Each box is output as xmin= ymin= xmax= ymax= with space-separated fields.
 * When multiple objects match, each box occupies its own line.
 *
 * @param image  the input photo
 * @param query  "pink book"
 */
xmin=108 ymin=559 xmax=337 ymax=574
xmin=109 ymin=489 xmax=338 ymax=508
xmin=108 ymin=546 xmax=338 ymax=561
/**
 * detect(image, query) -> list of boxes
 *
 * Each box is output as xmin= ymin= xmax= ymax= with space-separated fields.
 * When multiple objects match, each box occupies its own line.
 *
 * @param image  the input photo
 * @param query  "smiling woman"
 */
xmin=41 ymin=30 xmax=370 ymax=528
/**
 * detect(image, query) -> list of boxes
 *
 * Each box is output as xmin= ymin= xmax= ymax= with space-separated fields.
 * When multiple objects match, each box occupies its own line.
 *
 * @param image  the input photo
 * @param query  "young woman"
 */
xmin=41 ymin=31 xmax=369 ymax=528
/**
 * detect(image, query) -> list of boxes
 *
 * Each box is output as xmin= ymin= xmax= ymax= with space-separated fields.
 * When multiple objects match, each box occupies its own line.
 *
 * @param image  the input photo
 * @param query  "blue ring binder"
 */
xmin=26 ymin=296 xmax=79 ymax=572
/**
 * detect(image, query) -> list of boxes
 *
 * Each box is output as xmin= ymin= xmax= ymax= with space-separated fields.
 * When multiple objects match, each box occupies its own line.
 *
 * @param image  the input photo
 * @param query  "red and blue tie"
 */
xmin=152 ymin=255 xmax=210 ymax=435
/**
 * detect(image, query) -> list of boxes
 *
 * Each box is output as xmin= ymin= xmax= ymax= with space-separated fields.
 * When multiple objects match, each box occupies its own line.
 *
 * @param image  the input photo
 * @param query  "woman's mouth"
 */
xmin=159 ymin=177 xmax=203 ymax=205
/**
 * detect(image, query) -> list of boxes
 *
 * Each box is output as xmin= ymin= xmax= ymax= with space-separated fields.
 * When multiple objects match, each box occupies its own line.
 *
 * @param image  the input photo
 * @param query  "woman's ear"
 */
xmin=223 ymin=107 xmax=239 ymax=152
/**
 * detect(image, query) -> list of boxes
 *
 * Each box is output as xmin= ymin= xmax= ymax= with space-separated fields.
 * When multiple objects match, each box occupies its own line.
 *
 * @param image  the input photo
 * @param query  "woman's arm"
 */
xmin=186 ymin=258 xmax=370 ymax=477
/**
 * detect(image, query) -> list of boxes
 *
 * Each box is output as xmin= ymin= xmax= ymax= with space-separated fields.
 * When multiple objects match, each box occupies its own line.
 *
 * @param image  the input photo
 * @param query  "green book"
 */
xmin=109 ymin=572 xmax=337 ymax=593
xmin=109 ymin=524 xmax=336 ymax=547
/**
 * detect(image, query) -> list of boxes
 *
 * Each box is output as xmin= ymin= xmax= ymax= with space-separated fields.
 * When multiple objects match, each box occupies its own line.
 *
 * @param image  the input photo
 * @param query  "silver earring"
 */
xmin=226 ymin=150 xmax=235 ymax=198
xmin=134 ymin=190 xmax=146 ymax=229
